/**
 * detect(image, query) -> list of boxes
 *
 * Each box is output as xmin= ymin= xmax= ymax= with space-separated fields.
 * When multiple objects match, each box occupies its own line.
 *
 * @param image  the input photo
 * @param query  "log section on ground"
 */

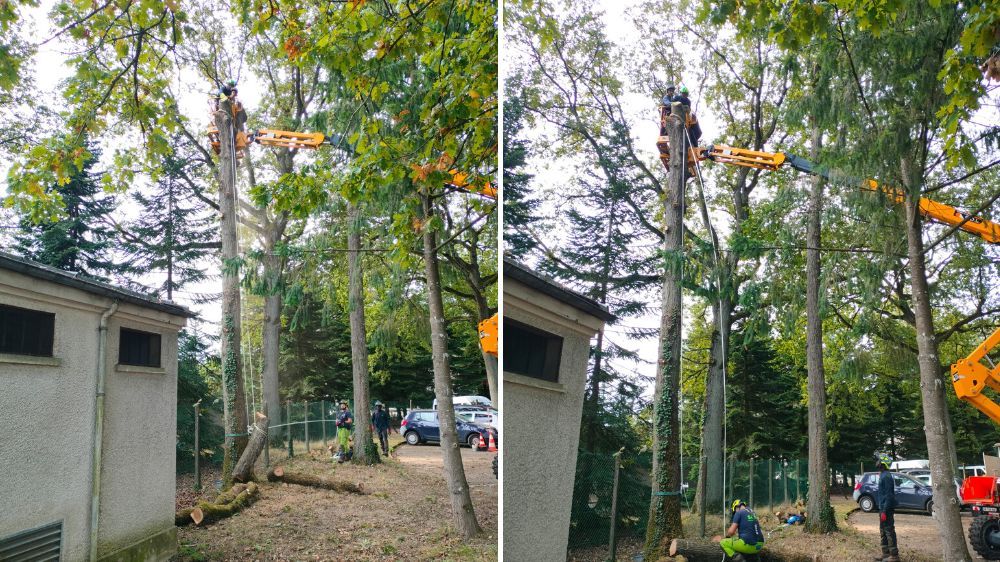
xmin=175 ymin=482 xmax=260 ymax=526
xmin=232 ymin=412 xmax=269 ymax=483
xmin=669 ymin=538 xmax=817 ymax=562
xmin=266 ymin=466 xmax=367 ymax=494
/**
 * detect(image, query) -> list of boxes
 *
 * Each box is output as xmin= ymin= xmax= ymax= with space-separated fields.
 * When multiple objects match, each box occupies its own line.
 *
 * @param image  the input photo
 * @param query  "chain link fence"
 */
xmin=178 ymin=399 xmax=415 ymax=490
xmin=567 ymin=452 xmax=868 ymax=558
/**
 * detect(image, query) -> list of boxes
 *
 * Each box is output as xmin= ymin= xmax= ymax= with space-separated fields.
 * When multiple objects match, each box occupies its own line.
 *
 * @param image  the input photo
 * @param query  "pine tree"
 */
xmin=124 ymin=141 xmax=218 ymax=300
xmin=502 ymin=89 xmax=537 ymax=260
xmin=14 ymin=142 xmax=123 ymax=279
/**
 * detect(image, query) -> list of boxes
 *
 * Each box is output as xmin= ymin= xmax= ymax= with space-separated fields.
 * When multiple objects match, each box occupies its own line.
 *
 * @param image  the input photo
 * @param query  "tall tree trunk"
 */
xmin=422 ymin=194 xmax=481 ymax=537
xmin=902 ymin=156 xmax=970 ymax=560
xmin=644 ymin=102 xmax=686 ymax=558
xmin=348 ymin=201 xmax=377 ymax=464
xmin=804 ymin=127 xmax=835 ymax=533
xmin=215 ymin=100 xmax=248 ymax=486
xmin=262 ymin=292 xmax=281 ymax=432
xmin=586 ymin=326 xmax=606 ymax=451
xmin=694 ymin=299 xmax=728 ymax=523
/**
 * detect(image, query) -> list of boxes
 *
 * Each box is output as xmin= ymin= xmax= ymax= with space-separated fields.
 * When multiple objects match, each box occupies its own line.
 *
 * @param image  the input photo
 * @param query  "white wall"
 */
xmin=502 ymin=280 xmax=605 ymax=562
xmin=0 ymin=269 xmax=185 ymax=561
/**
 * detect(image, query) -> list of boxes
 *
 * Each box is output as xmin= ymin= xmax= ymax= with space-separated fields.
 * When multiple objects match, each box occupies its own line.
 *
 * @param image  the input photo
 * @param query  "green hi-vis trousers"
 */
xmin=720 ymin=537 xmax=764 ymax=557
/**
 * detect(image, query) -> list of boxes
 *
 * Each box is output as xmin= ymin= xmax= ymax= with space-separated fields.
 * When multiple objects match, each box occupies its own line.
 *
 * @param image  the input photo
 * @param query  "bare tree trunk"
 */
xmin=232 ymin=412 xmax=269 ymax=483
xmin=644 ymin=102 xmax=686 ymax=558
xmin=347 ymin=201 xmax=377 ymax=464
xmin=422 ymin=193 xmax=481 ymax=537
xmin=694 ymin=299 xmax=727 ymax=521
xmin=902 ymin=156 xmax=970 ymax=560
xmin=215 ymin=100 xmax=248 ymax=486
xmin=262 ymin=293 xmax=281 ymax=433
xmin=804 ymin=127 xmax=835 ymax=533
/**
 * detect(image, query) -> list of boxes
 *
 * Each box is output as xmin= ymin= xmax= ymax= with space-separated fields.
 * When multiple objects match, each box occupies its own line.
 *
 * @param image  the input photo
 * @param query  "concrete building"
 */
xmin=502 ymin=258 xmax=613 ymax=562
xmin=0 ymin=252 xmax=193 ymax=561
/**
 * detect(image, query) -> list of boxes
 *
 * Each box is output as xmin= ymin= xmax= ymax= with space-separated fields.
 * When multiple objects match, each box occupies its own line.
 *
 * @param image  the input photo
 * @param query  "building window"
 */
xmin=504 ymin=318 xmax=563 ymax=382
xmin=0 ymin=304 xmax=55 ymax=357
xmin=119 ymin=328 xmax=161 ymax=368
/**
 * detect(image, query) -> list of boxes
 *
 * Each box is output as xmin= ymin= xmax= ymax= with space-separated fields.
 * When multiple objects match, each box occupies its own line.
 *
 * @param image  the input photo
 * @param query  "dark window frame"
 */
xmin=118 ymin=327 xmax=162 ymax=368
xmin=503 ymin=317 xmax=563 ymax=382
xmin=0 ymin=304 xmax=55 ymax=357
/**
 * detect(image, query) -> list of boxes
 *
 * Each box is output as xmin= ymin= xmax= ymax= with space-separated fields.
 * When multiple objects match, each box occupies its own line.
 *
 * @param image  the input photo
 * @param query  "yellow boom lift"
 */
xmin=656 ymin=110 xmax=1000 ymax=423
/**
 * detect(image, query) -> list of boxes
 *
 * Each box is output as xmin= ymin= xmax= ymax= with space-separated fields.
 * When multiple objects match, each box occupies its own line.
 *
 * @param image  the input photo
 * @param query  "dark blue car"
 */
xmin=853 ymin=471 xmax=934 ymax=514
xmin=400 ymin=409 xmax=486 ymax=447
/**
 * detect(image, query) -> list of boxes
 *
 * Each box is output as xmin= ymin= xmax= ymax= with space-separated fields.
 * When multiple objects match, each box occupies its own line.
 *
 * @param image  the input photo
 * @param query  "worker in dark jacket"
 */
xmin=875 ymin=453 xmax=899 ymax=562
xmin=371 ymin=402 xmax=390 ymax=456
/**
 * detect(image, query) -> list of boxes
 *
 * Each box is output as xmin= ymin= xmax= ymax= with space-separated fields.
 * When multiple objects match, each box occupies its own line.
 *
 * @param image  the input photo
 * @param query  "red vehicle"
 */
xmin=962 ymin=476 xmax=1000 ymax=559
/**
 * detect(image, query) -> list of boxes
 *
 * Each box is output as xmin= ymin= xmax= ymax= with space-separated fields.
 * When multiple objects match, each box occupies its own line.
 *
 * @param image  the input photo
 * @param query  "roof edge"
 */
xmin=503 ymin=257 xmax=615 ymax=322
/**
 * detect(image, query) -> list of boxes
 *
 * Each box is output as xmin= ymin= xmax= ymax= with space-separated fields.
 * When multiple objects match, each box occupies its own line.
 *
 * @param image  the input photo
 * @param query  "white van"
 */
xmin=432 ymin=395 xmax=493 ymax=409
xmin=960 ymin=465 xmax=987 ymax=478
xmin=889 ymin=459 xmax=929 ymax=471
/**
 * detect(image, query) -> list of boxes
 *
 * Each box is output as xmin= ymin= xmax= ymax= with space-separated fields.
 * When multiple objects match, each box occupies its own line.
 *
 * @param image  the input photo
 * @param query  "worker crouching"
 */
xmin=714 ymin=499 xmax=765 ymax=561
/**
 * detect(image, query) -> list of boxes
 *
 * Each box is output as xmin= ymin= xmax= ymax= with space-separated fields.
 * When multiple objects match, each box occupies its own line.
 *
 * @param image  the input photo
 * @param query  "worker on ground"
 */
xmin=714 ymin=499 xmax=765 ymax=561
xmin=875 ymin=453 xmax=899 ymax=562
xmin=335 ymin=400 xmax=353 ymax=463
xmin=372 ymin=402 xmax=390 ymax=456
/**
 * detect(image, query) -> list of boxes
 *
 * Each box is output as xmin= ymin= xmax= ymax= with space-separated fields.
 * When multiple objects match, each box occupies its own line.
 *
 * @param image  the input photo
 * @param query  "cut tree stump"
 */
xmin=190 ymin=482 xmax=259 ymax=526
xmin=175 ymin=482 xmax=260 ymax=527
xmin=232 ymin=412 xmax=269 ymax=483
xmin=669 ymin=538 xmax=818 ymax=562
xmin=266 ymin=466 xmax=367 ymax=494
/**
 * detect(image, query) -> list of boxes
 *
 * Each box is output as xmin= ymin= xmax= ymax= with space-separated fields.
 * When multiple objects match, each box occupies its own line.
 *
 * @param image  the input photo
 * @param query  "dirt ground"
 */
xmin=567 ymin=497 xmax=989 ymax=561
xmin=849 ymin=508 xmax=987 ymax=561
xmin=173 ymin=439 xmax=497 ymax=561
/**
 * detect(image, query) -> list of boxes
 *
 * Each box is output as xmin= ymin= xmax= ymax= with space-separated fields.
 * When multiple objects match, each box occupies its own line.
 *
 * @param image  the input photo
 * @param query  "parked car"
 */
xmin=853 ymin=471 xmax=934 ymax=514
xmin=960 ymin=465 xmax=987 ymax=478
xmin=399 ymin=409 xmax=487 ymax=447
xmin=890 ymin=459 xmax=930 ymax=471
xmin=456 ymin=407 xmax=499 ymax=428
xmin=432 ymin=395 xmax=493 ymax=409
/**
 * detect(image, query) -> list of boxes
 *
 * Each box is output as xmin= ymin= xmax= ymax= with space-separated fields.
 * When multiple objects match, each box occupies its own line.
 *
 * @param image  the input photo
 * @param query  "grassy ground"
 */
xmin=173 ymin=435 xmax=497 ymax=561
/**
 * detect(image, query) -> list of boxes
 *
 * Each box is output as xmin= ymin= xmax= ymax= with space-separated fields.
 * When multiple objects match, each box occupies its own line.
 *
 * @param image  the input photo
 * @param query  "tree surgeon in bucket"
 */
xmin=875 ymin=452 xmax=900 ymax=562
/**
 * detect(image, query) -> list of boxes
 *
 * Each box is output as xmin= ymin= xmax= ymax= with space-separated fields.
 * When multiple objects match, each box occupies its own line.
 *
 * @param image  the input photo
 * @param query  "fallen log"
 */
xmin=175 ymin=507 xmax=195 ymax=526
xmin=266 ymin=466 xmax=366 ymax=494
xmin=191 ymin=482 xmax=259 ymax=526
xmin=669 ymin=538 xmax=817 ymax=562
xmin=232 ymin=412 xmax=269 ymax=483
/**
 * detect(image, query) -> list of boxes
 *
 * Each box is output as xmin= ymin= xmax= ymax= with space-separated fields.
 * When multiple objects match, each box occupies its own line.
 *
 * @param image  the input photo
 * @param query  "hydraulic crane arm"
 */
xmin=659 ymin=132 xmax=1000 ymax=423
xmin=658 ymin=139 xmax=1000 ymax=244
xmin=953 ymin=330 xmax=1000 ymax=425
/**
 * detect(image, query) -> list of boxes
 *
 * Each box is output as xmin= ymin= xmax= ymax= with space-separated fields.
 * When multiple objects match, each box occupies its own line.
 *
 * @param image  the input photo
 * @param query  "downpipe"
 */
xmin=89 ymin=301 xmax=118 ymax=562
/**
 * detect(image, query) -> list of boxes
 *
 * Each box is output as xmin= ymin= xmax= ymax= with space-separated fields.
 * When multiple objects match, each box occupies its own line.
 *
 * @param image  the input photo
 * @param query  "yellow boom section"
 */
xmin=253 ymin=129 xmax=327 ymax=149
xmin=952 ymin=328 xmax=1000 ymax=425
xmin=478 ymin=313 xmax=498 ymax=357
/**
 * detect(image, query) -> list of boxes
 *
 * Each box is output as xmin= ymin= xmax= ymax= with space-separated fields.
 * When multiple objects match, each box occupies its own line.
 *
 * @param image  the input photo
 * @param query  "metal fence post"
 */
xmin=749 ymin=457 xmax=754 ymax=508
xmin=783 ymin=460 xmax=789 ymax=506
xmin=608 ymin=451 xmax=622 ymax=562
xmin=193 ymin=400 xmax=201 ymax=492
xmin=262 ymin=400 xmax=269 ymax=469
xmin=768 ymin=459 xmax=773 ymax=512
xmin=796 ymin=459 xmax=802 ymax=502
xmin=304 ymin=401 xmax=310 ymax=454
xmin=287 ymin=400 xmax=294 ymax=457
xmin=321 ymin=399 xmax=327 ymax=449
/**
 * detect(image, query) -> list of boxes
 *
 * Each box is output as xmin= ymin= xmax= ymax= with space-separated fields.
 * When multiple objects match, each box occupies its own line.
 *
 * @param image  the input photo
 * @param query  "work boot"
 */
xmin=885 ymin=556 xmax=899 ymax=562
xmin=874 ymin=548 xmax=889 ymax=561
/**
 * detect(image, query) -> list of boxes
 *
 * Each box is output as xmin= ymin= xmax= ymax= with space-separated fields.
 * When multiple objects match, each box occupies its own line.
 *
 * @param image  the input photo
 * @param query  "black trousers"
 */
xmin=879 ymin=509 xmax=898 ymax=555
xmin=377 ymin=429 xmax=389 ymax=454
